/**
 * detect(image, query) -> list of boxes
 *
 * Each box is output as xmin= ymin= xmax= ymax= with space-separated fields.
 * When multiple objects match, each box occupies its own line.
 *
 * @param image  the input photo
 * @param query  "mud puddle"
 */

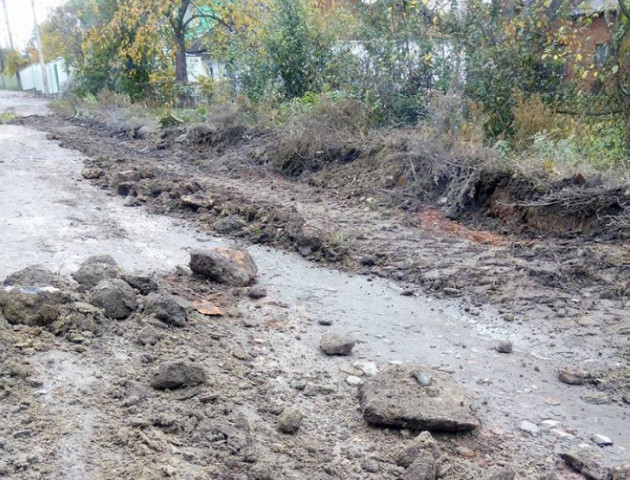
xmin=0 ymin=93 xmax=628 ymax=475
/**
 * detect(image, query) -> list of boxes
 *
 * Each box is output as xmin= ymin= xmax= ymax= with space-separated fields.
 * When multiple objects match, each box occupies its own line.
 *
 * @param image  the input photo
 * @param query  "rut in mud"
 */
xmin=1 ymin=91 xmax=629 ymax=479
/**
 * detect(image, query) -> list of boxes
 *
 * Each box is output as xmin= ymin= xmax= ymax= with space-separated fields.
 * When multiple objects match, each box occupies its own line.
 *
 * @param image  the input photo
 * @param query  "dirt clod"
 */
xmin=277 ymin=406 xmax=303 ymax=434
xmin=73 ymin=255 xmax=121 ymax=289
xmin=150 ymin=361 xmax=206 ymax=390
xmin=190 ymin=246 xmax=258 ymax=286
xmin=358 ymin=365 xmax=480 ymax=432
xmin=143 ymin=293 xmax=187 ymax=327
xmin=88 ymin=278 xmax=138 ymax=319
xmin=319 ymin=332 xmax=356 ymax=356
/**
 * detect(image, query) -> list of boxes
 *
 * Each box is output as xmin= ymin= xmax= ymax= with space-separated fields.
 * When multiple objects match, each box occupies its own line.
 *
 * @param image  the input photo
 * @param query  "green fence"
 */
xmin=0 ymin=74 xmax=20 ymax=90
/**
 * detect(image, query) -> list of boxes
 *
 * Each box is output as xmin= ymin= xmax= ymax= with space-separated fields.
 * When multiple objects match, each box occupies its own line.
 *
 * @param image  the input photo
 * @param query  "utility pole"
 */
xmin=30 ymin=0 xmax=48 ymax=95
xmin=1 ymin=0 xmax=14 ymax=51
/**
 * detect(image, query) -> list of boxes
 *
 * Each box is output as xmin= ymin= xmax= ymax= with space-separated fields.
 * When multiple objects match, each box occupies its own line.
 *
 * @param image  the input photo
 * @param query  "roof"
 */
xmin=571 ymin=0 xmax=617 ymax=15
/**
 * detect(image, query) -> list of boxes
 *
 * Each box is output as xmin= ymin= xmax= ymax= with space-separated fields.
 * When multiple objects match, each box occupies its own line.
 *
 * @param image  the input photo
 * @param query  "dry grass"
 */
xmin=252 ymin=97 xmax=371 ymax=176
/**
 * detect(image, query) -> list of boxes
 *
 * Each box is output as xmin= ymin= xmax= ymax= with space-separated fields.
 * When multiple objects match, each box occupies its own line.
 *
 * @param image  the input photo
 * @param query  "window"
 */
xmin=595 ymin=43 xmax=610 ymax=68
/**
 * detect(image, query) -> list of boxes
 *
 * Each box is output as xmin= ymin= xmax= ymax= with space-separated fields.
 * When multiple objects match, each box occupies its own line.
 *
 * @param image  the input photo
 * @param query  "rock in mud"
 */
xmin=88 ymin=279 xmax=138 ymax=319
xmin=181 ymin=193 xmax=214 ymax=209
xmin=143 ymin=293 xmax=187 ymax=327
xmin=213 ymin=215 xmax=247 ymax=234
xmin=0 ymin=286 xmax=67 ymax=326
xmin=123 ymin=273 xmax=158 ymax=295
xmin=72 ymin=255 xmax=121 ymax=289
xmin=558 ymin=368 xmax=588 ymax=386
xmin=496 ymin=340 xmax=513 ymax=354
xmin=277 ymin=407 xmax=303 ymax=434
xmin=190 ymin=247 xmax=258 ymax=286
xmin=247 ymin=285 xmax=267 ymax=299
xmin=150 ymin=361 xmax=206 ymax=390
xmin=135 ymin=325 xmax=164 ymax=346
xmin=81 ymin=167 xmax=103 ymax=179
xmin=358 ymin=365 xmax=480 ymax=432
xmin=52 ymin=302 xmax=106 ymax=335
xmin=298 ymin=219 xmax=339 ymax=250
xmin=320 ymin=332 xmax=356 ymax=356
xmin=3 ymin=265 xmax=56 ymax=287
xmin=591 ymin=433 xmax=613 ymax=447
xmin=519 ymin=420 xmax=540 ymax=436
xmin=484 ymin=467 xmax=516 ymax=480
xmin=402 ymin=451 xmax=437 ymax=480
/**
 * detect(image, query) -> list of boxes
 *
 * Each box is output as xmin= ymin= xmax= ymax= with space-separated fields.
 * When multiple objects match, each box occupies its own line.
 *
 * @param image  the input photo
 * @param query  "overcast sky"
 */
xmin=1 ymin=0 xmax=66 ymax=50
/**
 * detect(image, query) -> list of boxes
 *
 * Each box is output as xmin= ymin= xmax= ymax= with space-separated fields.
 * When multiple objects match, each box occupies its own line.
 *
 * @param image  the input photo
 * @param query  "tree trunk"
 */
xmin=175 ymin=33 xmax=188 ymax=83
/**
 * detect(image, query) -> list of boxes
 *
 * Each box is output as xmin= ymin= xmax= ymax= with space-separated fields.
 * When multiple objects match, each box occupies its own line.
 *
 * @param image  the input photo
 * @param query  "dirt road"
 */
xmin=1 ymin=91 xmax=628 ymax=479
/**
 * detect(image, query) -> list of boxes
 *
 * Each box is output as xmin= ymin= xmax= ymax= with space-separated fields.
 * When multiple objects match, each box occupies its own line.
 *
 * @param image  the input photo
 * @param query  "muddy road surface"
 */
xmin=1 ymin=91 xmax=629 ymax=479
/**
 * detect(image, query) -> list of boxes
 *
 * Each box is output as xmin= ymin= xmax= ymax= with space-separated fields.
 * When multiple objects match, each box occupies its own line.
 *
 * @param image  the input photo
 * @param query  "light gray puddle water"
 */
xmin=0 ymin=111 xmax=628 ymax=465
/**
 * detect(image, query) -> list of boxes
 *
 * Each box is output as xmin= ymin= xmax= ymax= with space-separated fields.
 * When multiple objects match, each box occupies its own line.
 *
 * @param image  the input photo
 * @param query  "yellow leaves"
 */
xmin=576 ymin=53 xmax=583 ymax=62
xmin=612 ymin=65 xmax=620 ymax=74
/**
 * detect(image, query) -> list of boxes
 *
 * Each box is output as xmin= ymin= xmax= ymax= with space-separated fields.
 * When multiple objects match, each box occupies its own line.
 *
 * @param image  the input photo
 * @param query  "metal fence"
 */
xmin=18 ymin=60 xmax=70 ymax=95
xmin=0 ymin=74 xmax=20 ymax=90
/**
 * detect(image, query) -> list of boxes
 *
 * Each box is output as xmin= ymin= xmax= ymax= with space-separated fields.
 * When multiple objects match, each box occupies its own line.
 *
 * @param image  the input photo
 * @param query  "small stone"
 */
xmin=150 ymin=361 xmax=206 ymax=390
xmin=455 ymin=446 xmax=474 ymax=459
xmin=361 ymin=458 xmax=380 ymax=473
xmin=72 ymin=255 xmax=121 ymax=289
xmin=582 ymin=393 xmax=611 ymax=405
xmin=278 ymin=407 xmax=303 ymax=434
xmin=413 ymin=371 xmax=433 ymax=386
xmin=143 ymin=293 xmax=187 ymax=327
xmin=320 ymin=332 xmax=356 ymax=356
xmin=518 ymin=421 xmax=539 ymax=436
xmin=591 ymin=434 xmax=613 ymax=447
xmin=402 ymin=451 xmax=436 ymax=480
xmin=247 ymin=285 xmax=267 ymax=299
xmin=135 ymin=326 xmax=163 ymax=346
xmin=496 ymin=340 xmax=513 ymax=354
xmin=503 ymin=313 xmax=515 ymax=322
xmin=318 ymin=318 xmax=333 ymax=326
xmin=346 ymin=375 xmax=362 ymax=386
xmin=232 ymin=347 xmax=251 ymax=361
xmin=558 ymin=368 xmax=587 ymax=386
xmin=212 ymin=215 xmax=247 ymax=234
xmin=359 ymin=256 xmax=376 ymax=266
xmin=3 ymin=265 xmax=56 ymax=287
xmin=88 ymin=279 xmax=137 ymax=319
xmin=82 ymin=167 xmax=103 ymax=179
xmin=353 ymin=360 xmax=378 ymax=377
xmin=124 ymin=197 xmax=141 ymax=207
xmin=123 ymin=274 xmax=158 ymax=295
xmin=483 ymin=467 xmax=515 ymax=480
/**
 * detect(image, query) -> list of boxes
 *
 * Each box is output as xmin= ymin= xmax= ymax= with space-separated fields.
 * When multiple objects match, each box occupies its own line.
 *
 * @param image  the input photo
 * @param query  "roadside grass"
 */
xmin=0 ymin=109 xmax=17 ymax=124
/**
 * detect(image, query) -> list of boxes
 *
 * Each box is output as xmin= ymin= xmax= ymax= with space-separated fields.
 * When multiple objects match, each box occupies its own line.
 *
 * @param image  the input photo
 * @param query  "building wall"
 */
xmin=566 ymin=13 xmax=615 ymax=89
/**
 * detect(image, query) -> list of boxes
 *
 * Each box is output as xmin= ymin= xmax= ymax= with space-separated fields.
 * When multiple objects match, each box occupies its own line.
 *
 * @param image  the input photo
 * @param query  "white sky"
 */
xmin=1 ymin=0 xmax=66 ymax=50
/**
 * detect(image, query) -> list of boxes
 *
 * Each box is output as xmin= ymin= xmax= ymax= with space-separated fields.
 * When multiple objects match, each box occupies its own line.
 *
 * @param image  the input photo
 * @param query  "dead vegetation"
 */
xmin=48 ymin=92 xmax=630 ymax=239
